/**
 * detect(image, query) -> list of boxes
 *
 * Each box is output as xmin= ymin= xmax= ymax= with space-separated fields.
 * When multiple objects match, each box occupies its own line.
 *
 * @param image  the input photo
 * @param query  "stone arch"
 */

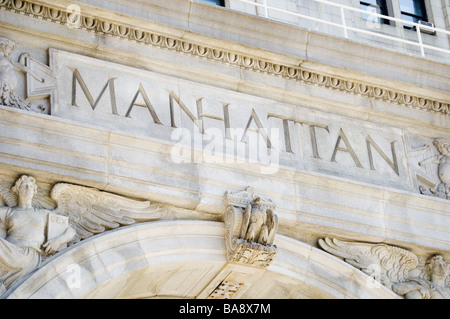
xmin=5 ymin=220 xmax=399 ymax=299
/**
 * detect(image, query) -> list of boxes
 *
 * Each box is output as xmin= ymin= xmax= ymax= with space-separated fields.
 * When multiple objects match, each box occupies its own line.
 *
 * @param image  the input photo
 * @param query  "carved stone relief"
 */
xmin=223 ymin=187 xmax=278 ymax=268
xmin=407 ymin=135 xmax=450 ymax=200
xmin=0 ymin=174 xmax=167 ymax=295
xmin=0 ymin=1 xmax=449 ymax=116
xmin=0 ymin=37 xmax=52 ymax=113
xmin=0 ymin=37 xmax=32 ymax=111
xmin=418 ymin=138 xmax=450 ymax=199
xmin=19 ymin=53 xmax=56 ymax=112
xmin=319 ymin=237 xmax=450 ymax=299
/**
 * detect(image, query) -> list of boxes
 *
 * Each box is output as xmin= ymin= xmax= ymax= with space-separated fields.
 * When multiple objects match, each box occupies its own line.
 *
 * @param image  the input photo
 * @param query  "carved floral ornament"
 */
xmin=0 ymin=0 xmax=449 ymax=116
xmin=319 ymin=237 xmax=450 ymax=299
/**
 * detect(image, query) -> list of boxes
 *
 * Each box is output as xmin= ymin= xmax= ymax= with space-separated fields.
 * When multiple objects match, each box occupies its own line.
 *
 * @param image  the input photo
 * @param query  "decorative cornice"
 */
xmin=1 ymin=0 xmax=449 ymax=116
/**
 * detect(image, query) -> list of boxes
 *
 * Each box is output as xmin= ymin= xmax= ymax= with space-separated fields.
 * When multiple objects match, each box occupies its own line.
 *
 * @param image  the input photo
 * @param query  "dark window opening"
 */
xmin=200 ymin=0 xmax=225 ymax=6
xmin=399 ymin=0 xmax=427 ymax=28
xmin=360 ymin=0 xmax=390 ymax=25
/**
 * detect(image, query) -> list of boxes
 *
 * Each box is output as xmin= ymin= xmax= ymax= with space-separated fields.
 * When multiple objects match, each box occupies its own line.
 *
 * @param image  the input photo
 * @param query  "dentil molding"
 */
xmin=0 ymin=0 xmax=449 ymax=116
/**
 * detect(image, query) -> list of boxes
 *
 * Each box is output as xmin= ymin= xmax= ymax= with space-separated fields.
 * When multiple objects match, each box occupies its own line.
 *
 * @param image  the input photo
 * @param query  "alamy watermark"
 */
xmin=170 ymin=127 xmax=281 ymax=174
xmin=364 ymin=4 xmax=383 ymax=29
xmin=365 ymin=264 xmax=383 ymax=289
xmin=66 ymin=4 xmax=81 ymax=29
xmin=64 ymin=263 xmax=82 ymax=290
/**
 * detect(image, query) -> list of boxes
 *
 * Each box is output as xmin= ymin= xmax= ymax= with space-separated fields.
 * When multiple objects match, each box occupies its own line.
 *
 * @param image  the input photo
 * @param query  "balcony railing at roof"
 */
xmin=231 ymin=0 xmax=450 ymax=60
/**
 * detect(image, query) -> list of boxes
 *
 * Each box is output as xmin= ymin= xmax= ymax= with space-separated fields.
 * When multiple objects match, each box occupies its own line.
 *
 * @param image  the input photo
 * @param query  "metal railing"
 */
xmin=232 ymin=0 xmax=450 ymax=59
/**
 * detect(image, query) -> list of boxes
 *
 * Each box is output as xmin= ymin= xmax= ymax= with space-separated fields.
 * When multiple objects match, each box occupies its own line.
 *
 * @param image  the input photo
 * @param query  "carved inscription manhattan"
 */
xmin=52 ymin=50 xmax=408 ymax=188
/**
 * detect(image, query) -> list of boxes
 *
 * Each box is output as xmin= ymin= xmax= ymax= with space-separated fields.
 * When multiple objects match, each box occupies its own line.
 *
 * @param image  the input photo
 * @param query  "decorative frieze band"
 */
xmin=0 ymin=0 xmax=449 ymax=116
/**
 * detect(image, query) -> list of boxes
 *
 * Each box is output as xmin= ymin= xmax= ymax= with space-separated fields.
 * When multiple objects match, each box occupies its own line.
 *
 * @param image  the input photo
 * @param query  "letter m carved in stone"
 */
xmin=71 ymin=68 xmax=119 ymax=115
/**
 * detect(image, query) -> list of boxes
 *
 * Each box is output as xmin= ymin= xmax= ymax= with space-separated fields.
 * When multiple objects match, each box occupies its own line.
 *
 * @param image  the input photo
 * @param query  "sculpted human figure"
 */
xmin=319 ymin=238 xmax=450 ymax=299
xmin=0 ymin=37 xmax=18 ymax=94
xmin=392 ymin=255 xmax=450 ymax=299
xmin=0 ymin=175 xmax=76 ymax=291
xmin=0 ymin=36 xmax=36 ymax=110
xmin=419 ymin=138 xmax=450 ymax=199
xmin=434 ymin=138 xmax=450 ymax=189
xmin=0 ymin=173 xmax=166 ymax=296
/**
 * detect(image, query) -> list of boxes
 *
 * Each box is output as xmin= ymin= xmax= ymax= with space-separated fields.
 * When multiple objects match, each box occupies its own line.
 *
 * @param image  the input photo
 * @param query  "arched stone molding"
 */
xmin=4 ymin=220 xmax=399 ymax=299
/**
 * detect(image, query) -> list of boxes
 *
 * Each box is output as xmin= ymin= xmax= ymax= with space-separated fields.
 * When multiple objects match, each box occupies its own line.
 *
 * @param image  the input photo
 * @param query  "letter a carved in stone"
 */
xmin=223 ymin=186 xmax=278 ymax=267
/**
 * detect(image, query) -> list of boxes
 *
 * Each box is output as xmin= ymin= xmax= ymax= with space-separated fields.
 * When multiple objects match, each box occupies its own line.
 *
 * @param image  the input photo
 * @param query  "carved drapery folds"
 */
xmin=0 ymin=174 xmax=167 ymax=295
xmin=319 ymin=237 xmax=450 ymax=299
xmin=0 ymin=37 xmax=51 ymax=113
xmin=0 ymin=37 xmax=32 ymax=111
xmin=418 ymin=138 xmax=450 ymax=200
xmin=223 ymin=187 xmax=278 ymax=267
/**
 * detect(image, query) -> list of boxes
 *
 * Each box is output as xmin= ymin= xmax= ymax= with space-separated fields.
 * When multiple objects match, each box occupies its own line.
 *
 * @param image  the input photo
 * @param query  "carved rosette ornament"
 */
xmin=0 ymin=37 xmax=30 ymax=110
xmin=223 ymin=187 xmax=278 ymax=267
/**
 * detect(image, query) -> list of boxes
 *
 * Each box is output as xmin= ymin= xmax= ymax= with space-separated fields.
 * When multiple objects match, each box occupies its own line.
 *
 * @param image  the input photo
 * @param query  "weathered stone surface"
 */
xmin=0 ymin=0 xmax=449 ymax=300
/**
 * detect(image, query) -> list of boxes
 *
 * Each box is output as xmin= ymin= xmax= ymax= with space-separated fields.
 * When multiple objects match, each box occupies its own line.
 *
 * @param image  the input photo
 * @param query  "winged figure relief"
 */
xmin=50 ymin=183 xmax=167 ymax=243
xmin=319 ymin=237 xmax=450 ymax=299
xmin=0 ymin=175 xmax=167 ymax=293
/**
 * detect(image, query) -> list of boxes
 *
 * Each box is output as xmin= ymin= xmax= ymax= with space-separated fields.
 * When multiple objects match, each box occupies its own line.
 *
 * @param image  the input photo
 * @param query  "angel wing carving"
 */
xmin=0 ymin=182 xmax=15 ymax=207
xmin=50 ymin=183 xmax=167 ymax=243
xmin=318 ymin=237 xmax=419 ymax=287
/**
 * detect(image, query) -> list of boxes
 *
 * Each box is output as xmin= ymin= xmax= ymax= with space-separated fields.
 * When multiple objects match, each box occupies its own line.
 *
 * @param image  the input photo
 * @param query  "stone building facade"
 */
xmin=0 ymin=0 xmax=449 ymax=299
